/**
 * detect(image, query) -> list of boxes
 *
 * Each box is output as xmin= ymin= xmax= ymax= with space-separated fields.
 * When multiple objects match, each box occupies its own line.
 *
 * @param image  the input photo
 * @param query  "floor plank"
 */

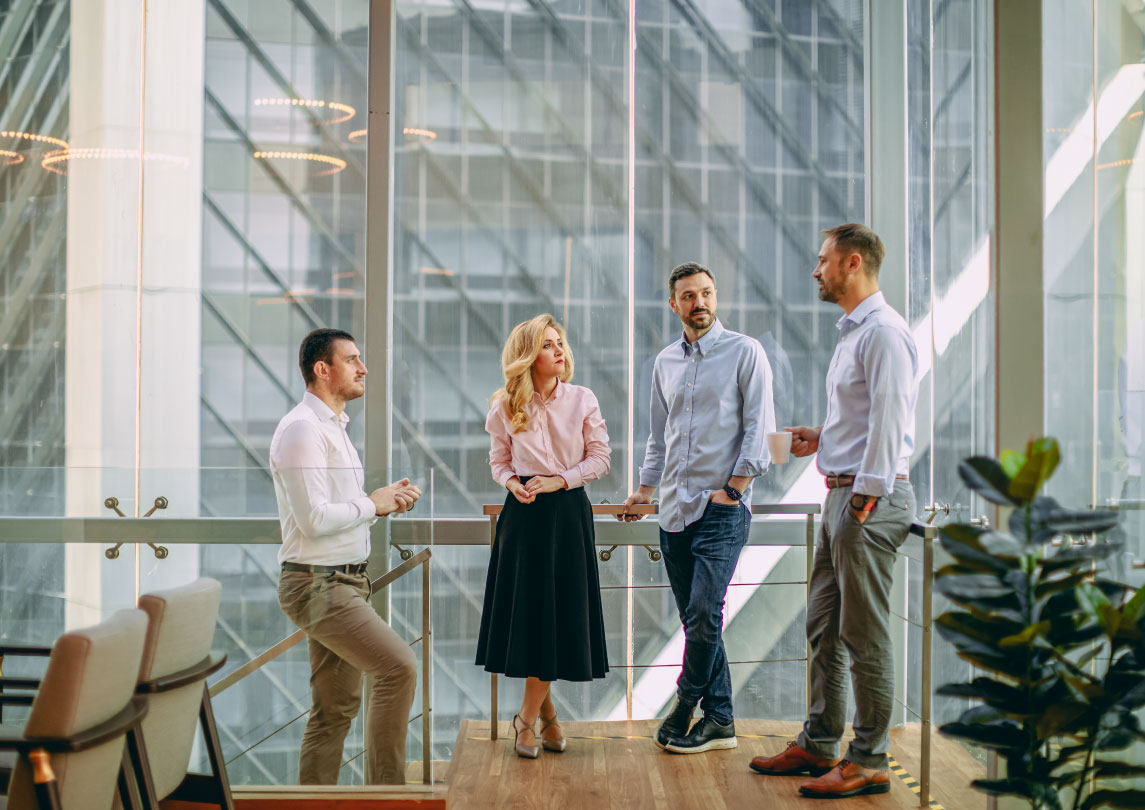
xmin=447 ymin=719 xmax=986 ymax=810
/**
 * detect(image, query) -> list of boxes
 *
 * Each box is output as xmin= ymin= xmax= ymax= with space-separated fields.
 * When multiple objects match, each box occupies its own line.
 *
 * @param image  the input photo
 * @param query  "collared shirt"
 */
xmin=270 ymin=392 xmax=377 ymax=565
xmin=487 ymin=381 xmax=611 ymax=489
xmin=817 ymin=291 xmax=919 ymax=497
xmin=639 ymin=319 xmax=775 ymax=532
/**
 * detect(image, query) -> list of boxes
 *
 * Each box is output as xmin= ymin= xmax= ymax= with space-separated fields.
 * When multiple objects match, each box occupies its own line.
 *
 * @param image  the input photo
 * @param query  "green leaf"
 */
xmin=1035 ymin=701 xmax=1088 ymax=738
xmin=1000 ymin=450 xmax=1026 ymax=479
xmin=1036 ymin=570 xmax=1096 ymax=601
xmin=1079 ymin=581 xmax=1113 ymax=623
xmin=939 ymin=720 xmax=1027 ymax=750
xmin=1009 ymin=437 xmax=1061 ymax=503
xmin=1092 ymin=762 xmax=1145 ymax=779
xmin=1082 ymin=789 xmax=1145 ymax=809
xmin=937 ymin=573 xmax=1015 ymax=604
xmin=1045 ymin=509 xmax=1122 ymax=537
xmin=939 ymin=525 xmax=1017 ymax=573
xmin=960 ymin=457 xmax=1020 ymax=506
xmin=1000 ymin=621 xmax=1052 ymax=648
xmin=1040 ymin=544 xmax=1120 ymax=574
xmin=1124 ymin=585 xmax=1145 ymax=625
xmin=971 ymin=778 xmax=1064 ymax=809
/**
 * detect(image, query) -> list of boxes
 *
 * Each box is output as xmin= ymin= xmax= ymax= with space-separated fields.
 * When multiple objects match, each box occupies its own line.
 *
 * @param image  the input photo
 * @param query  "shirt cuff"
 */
xmin=497 ymin=470 xmax=518 ymax=488
xmin=852 ymin=473 xmax=891 ymax=498
xmin=638 ymin=467 xmax=663 ymax=488
xmin=560 ymin=468 xmax=584 ymax=490
xmin=732 ymin=456 xmax=768 ymax=478
xmin=354 ymin=495 xmax=378 ymax=520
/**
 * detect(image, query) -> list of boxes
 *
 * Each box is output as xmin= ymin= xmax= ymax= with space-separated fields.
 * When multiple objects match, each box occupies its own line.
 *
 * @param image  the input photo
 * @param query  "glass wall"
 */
xmin=0 ymin=0 xmax=1021 ymax=792
xmin=1041 ymin=0 xmax=1144 ymax=587
xmin=906 ymin=0 xmax=993 ymax=729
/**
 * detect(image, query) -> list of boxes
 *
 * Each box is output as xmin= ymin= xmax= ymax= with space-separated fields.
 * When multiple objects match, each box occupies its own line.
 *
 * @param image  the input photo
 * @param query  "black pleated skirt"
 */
xmin=474 ymin=485 xmax=610 ymax=681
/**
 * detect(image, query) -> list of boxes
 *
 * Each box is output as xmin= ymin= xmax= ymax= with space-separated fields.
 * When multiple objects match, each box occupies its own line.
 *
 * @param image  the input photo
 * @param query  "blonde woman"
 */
xmin=474 ymin=314 xmax=611 ymax=758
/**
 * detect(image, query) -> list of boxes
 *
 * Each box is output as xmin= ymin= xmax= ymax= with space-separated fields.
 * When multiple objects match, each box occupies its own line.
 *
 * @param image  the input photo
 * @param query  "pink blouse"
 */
xmin=486 ymin=381 xmax=611 ymax=490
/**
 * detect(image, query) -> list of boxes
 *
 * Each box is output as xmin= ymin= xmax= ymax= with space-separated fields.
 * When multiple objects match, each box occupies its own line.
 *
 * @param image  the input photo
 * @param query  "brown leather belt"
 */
xmin=281 ymin=561 xmax=369 ymax=575
xmin=824 ymin=474 xmax=909 ymax=490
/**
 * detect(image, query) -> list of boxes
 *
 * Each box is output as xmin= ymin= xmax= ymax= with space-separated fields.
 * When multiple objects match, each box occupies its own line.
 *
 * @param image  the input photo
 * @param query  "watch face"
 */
xmin=850 ymin=493 xmax=866 ymax=509
xmin=724 ymin=485 xmax=741 ymax=501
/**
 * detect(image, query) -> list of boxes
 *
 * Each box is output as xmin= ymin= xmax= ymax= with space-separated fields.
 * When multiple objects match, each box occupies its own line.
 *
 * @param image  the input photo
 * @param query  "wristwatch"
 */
xmin=849 ymin=493 xmax=877 ymax=513
xmin=723 ymin=484 xmax=743 ymax=501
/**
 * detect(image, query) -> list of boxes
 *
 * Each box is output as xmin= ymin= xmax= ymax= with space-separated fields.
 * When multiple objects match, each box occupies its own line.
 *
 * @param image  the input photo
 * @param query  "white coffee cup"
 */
xmin=767 ymin=431 xmax=793 ymax=464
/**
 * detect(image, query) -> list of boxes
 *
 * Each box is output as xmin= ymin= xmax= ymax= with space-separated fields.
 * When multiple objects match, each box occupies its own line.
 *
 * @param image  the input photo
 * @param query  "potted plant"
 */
xmin=935 ymin=437 xmax=1145 ymax=809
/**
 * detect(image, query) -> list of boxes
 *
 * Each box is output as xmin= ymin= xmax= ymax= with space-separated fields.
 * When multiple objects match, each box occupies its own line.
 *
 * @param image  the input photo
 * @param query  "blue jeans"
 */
xmin=659 ymin=500 xmax=750 ymax=725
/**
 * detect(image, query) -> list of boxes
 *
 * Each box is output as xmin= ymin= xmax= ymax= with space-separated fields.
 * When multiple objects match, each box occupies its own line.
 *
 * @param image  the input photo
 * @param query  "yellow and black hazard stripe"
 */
xmin=888 ymin=755 xmax=944 ymax=809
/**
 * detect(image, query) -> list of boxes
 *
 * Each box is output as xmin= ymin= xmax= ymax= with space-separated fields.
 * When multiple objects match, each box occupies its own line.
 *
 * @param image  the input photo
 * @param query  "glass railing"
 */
xmin=0 ymin=464 xmax=945 ymax=805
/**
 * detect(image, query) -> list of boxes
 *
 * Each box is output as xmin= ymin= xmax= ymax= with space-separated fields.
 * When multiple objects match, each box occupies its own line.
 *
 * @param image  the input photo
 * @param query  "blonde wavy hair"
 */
xmin=492 ymin=314 xmax=575 ymax=433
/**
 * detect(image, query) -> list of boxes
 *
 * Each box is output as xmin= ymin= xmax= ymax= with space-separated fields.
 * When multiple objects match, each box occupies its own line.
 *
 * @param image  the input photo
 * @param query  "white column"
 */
xmin=65 ymin=0 xmax=205 ymax=628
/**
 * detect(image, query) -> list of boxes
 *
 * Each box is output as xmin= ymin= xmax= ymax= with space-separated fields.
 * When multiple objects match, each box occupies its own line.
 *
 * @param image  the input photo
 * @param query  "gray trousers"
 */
xmin=278 ymin=570 xmax=418 ymax=785
xmin=796 ymin=481 xmax=915 ymax=769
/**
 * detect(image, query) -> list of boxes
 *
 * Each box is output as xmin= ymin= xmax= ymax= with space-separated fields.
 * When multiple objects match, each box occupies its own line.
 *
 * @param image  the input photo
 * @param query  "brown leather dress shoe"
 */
xmin=749 ymin=741 xmax=840 ymax=776
xmin=798 ymin=760 xmax=890 ymax=798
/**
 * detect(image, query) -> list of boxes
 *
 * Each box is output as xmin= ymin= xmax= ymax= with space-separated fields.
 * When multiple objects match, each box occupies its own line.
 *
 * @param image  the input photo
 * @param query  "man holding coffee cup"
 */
xmin=620 ymin=262 xmax=775 ymax=754
xmin=749 ymin=224 xmax=918 ymax=800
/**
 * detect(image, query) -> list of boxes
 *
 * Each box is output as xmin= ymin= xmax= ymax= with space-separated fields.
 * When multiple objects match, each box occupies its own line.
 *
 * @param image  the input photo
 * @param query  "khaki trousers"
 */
xmin=278 ymin=570 xmax=417 ymax=785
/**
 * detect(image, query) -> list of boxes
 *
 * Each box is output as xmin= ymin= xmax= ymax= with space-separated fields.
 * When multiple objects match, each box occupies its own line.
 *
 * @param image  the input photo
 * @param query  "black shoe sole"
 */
xmin=749 ymin=762 xmax=835 ymax=777
xmin=798 ymin=782 xmax=890 ymax=799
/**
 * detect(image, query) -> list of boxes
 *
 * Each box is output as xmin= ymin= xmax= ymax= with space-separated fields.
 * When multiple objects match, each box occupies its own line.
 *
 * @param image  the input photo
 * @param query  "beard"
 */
xmin=684 ymin=308 xmax=714 ymax=329
xmin=337 ymin=379 xmax=366 ymax=401
xmin=817 ymin=280 xmax=842 ymax=303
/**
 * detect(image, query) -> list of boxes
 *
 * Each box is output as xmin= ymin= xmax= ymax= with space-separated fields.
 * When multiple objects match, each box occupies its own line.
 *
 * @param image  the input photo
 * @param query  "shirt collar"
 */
xmin=303 ymin=391 xmax=350 ymax=427
xmin=534 ymin=379 xmax=566 ymax=404
xmin=680 ymin=318 xmax=725 ymax=356
xmin=836 ymin=291 xmax=886 ymax=332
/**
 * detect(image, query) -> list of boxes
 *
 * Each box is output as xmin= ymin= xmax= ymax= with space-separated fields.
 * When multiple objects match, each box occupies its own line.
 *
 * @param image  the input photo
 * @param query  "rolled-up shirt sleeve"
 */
xmin=732 ymin=340 xmax=775 ymax=478
xmin=274 ymin=422 xmax=376 ymax=537
xmin=854 ymin=326 xmax=918 ymax=496
xmin=561 ymin=392 xmax=611 ymax=489
xmin=639 ymin=364 xmax=669 ymax=488
xmin=486 ymin=402 xmax=517 ymax=487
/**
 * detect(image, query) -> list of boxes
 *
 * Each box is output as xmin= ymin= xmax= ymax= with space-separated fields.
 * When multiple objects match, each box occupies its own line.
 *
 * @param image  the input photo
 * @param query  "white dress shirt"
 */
xmin=816 ymin=292 xmax=919 ymax=497
xmin=270 ymin=392 xmax=377 ymax=565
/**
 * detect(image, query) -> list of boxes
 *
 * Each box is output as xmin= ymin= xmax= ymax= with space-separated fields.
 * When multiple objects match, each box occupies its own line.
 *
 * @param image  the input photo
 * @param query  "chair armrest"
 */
xmin=0 ymin=697 xmax=148 ymax=754
xmin=138 ymin=652 xmax=227 ymax=694
xmin=0 ymin=646 xmax=52 ymax=658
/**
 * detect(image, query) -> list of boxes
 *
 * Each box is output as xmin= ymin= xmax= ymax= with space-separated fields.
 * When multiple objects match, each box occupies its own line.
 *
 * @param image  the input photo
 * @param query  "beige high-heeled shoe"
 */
xmin=538 ymin=691 xmax=567 ymax=753
xmin=512 ymin=713 xmax=540 ymax=759
xmin=538 ymin=713 xmax=567 ymax=753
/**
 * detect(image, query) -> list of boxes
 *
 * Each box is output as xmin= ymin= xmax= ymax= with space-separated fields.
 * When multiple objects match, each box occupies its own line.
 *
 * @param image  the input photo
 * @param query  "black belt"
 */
xmin=281 ymin=561 xmax=369 ymax=575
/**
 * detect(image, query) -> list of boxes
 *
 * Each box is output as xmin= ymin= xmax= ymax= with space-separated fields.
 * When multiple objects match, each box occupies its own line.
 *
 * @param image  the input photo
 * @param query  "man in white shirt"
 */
xmin=749 ymin=225 xmax=918 ymax=800
xmin=273 ymin=328 xmax=422 ymax=785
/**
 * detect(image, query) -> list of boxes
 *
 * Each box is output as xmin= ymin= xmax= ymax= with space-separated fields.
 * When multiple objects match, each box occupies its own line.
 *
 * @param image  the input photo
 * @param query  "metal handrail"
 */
xmin=904 ymin=521 xmax=940 ymax=808
xmin=209 ymin=548 xmax=434 ymax=786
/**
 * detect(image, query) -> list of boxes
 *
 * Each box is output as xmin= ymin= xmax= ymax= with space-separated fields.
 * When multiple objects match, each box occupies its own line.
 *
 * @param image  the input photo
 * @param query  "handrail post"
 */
xmin=920 ymin=529 xmax=934 ymax=807
xmin=488 ymin=513 xmax=498 ymax=741
xmin=805 ymin=512 xmax=814 ymax=712
xmin=422 ymin=556 xmax=432 ymax=785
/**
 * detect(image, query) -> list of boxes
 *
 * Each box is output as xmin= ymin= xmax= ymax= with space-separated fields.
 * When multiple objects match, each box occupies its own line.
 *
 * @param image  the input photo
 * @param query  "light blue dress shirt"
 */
xmin=639 ymin=319 xmax=776 ymax=532
xmin=816 ymin=291 xmax=918 ymax=497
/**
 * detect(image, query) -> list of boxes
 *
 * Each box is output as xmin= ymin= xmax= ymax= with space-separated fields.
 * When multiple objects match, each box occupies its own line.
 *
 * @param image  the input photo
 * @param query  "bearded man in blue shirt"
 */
xmin=750 ymin=224 xmax=919 ymax=799
xmin=621 ymin=262 xmax=776 ymax=755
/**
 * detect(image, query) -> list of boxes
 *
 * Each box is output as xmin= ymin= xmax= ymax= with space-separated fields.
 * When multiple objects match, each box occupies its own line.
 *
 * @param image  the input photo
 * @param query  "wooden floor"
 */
xmin=446 ymin=719 xmax=987 ymax=810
